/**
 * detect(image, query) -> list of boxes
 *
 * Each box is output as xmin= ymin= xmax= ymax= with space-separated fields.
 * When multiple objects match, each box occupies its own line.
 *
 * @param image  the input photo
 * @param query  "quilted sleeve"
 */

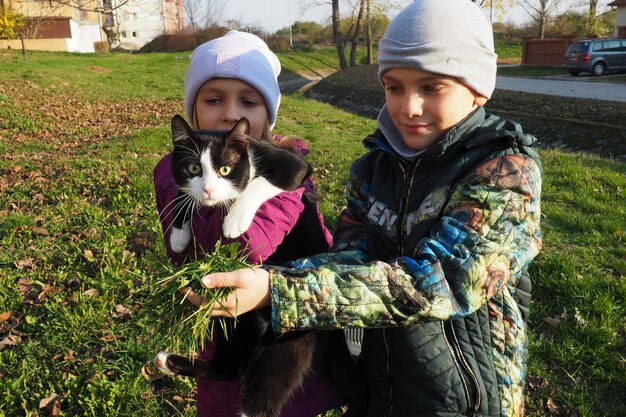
xmin=268 ymin=154 xmax=542 ymax=332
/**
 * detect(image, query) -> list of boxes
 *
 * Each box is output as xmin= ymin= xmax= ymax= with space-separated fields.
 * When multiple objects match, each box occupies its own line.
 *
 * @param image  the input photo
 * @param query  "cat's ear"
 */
xmin=227 ymin=118 xmax=250 ymax=151
xmin=232 ymin=118 xmax=251 ymax=137
xmin=171 ymin=114 xmax=194 ymax=143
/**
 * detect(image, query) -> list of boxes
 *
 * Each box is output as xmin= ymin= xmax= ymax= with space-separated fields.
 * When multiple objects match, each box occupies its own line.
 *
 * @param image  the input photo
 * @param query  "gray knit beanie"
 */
xmin=378 ymin=0 xmax=497 ymax=99
xmin=185 ymin=30 xmax=281 ymax=128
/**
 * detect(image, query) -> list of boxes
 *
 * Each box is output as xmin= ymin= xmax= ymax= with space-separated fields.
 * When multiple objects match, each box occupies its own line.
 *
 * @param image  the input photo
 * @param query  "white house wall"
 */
xmin=113 ymin=0 xmax=169 ymax=49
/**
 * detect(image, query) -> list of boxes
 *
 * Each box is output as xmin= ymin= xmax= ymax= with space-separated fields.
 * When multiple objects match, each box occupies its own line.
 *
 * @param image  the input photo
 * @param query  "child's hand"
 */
xmin=194 ymin=268 xmax=270 ymax=316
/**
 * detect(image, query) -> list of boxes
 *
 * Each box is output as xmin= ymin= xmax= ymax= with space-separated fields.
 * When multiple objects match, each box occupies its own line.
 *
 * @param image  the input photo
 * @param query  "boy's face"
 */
xmin=382 ymin=68 xmax=487 ymax=150
xmin=194 ymin=78 xmax=269 ymax=138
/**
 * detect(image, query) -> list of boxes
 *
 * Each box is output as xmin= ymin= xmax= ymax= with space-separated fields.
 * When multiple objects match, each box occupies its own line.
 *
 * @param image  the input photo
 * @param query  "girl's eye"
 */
xmin=219 ymin=166 xmax=232 ymax=176
xmin=241 ymin=99 xmax=258 ymax=107
xmin=188 ymin=162 xmax=201 ymax=175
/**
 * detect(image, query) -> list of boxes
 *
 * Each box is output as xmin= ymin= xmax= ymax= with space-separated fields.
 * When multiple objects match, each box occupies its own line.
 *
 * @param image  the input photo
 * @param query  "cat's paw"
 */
xmin=154 ymin=352 xmax=176 ymax=376
xmin=170 ymin=225 xmax=191 ymax=252
xmin=222 ymin=206 xmax=255 ymax=238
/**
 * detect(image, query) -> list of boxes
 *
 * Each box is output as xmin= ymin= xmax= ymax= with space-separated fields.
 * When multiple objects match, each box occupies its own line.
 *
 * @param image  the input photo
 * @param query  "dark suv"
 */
xmin=564 ymin=38 xmax=626 ymax=76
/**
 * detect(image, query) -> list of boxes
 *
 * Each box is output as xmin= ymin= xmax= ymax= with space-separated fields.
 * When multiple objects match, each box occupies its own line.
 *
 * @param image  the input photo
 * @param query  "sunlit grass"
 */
xmin=1 ymin=49 xmax=625 ymax=417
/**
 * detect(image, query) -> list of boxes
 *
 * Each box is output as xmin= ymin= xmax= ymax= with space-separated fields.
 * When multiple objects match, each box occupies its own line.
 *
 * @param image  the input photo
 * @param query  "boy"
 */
xmin=199 ymin=1 xmax=543 ymax=416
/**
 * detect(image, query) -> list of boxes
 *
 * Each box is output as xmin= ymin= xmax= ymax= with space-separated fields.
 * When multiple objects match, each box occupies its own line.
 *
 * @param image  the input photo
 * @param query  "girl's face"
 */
xmin=194 ymin=78 xmax=269 ymax=138
xmin=382 ymin=68 xmax=487 ymax=150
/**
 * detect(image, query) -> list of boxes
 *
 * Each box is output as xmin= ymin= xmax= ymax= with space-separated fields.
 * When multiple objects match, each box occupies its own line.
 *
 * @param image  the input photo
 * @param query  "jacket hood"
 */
xmin=364 ymin=106 xmax=542 ymax=172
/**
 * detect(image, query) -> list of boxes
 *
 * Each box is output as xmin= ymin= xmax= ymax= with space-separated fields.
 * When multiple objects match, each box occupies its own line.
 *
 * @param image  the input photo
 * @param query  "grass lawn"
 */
xmin=1 ymin=49 xmax=625 ymax=417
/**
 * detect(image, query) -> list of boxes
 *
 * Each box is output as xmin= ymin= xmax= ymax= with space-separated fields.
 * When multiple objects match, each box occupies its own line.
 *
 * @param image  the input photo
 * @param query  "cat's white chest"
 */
xmin=222 ymin=177 xmax=283 ymax=238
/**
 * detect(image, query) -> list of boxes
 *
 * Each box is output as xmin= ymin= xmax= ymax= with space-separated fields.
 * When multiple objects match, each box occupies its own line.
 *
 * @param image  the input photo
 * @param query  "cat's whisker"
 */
xmin=163 ymin=194 xmax=196 ymax=238
xmin=160 ymin=192 xmax=191 ymax=223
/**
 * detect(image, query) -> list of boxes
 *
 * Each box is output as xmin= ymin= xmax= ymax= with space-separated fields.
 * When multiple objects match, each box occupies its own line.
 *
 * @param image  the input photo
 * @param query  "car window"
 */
xmin=620 ymin=40 xmax=626 ymax=52
xmin=568 ymin=42 xmax=589 ymax=53
xmin=606 ymin=40 xmax=621 ymax=52
xmin=592 ymin=41 xmax=604 ymax=52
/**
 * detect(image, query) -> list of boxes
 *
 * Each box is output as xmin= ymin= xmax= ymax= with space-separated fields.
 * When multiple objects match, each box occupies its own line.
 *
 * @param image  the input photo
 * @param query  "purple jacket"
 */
xmin=153 ymin=137 xmax=341 ymax=417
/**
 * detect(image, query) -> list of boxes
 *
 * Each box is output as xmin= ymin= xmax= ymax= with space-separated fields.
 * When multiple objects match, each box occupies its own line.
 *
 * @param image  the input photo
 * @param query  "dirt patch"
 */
xmin=305 ymin=64 xmax=626 ymax=160
xmin=90 ymin=66 xmax=111 ymax=74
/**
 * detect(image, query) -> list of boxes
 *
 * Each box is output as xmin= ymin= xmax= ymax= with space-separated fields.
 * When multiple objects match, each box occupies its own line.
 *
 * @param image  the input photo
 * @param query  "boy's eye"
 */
xmin=219 ymin=166 xmax=232 ymax=176
xmin=203 ymin=97 xmax=221 ymax=104
xmin=423 ymin=84 xmax=444 ymax=93
xmin=188 ymin=162 xmax=201 ymax=175
xmin=384 ymin=84 xmax=401 ymax=93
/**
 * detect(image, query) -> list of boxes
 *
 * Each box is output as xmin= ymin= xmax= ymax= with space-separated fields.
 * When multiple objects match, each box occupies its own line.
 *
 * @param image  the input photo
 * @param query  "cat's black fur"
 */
xmin=168 ymin=114 xmax=313 ymax=246
xmin=157 ymin=115 xmax=366 ymax=417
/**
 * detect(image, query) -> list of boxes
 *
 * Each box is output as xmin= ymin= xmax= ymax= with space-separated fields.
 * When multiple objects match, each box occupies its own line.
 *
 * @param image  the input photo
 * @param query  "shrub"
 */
xmin=93 ymin=41 xmax=110 ymax=53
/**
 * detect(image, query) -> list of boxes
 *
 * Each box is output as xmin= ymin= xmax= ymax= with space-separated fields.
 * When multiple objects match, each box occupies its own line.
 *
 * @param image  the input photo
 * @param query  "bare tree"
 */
xmin=297 ymin=0 xmax=404 ymax=69
xmin=331 ymin=0 xmax=349 ymax=69
xmin=517 ymin=0 xmax=562 ymax=38
xmin=365 ymin=0 xmax=373 ymax=64
xmin=472 ymin=0 xmax=517 ymax=21
xmin=184 ymin=0 xmax=225 ymax=30
xmin=348 ymin=0 xmax=364 ymax=66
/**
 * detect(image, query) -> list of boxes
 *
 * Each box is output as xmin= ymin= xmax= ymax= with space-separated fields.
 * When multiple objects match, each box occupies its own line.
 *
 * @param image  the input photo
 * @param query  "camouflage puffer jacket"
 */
xmin=267 ymin=107 xmax=543 ymax=417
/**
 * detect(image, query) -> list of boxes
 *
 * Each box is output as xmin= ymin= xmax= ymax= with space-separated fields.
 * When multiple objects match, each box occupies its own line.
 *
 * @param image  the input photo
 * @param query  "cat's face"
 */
xmin=171 ymin=115 xmax=251 ymax=207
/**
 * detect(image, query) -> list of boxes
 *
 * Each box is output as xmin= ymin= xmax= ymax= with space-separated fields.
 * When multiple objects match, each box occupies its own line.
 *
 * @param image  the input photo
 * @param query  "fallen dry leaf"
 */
xmin=540 ymin=328 xmax=552 ymax=342
xmin=0 ymin=311 xmax=11 ymax=324
xmin=112 ymin=304 xmax=132 ymax=321
xmin=526 ymin=375 xmax=548 ymax=390
xmin=141 ymin=363 xmax=163 ymax=383
xmin=14 ymin=258 xmax=35 ymax=270
xmin=543 ymin=316 xmax=560 ymax=328
xmin=39 ymin=392 xmax=61 ymax=417
xmin=31 ymin=226 xmax=49 ymax=236
xmin=63 ymin=350 xmax=76 ymax=362
xmin=84 ymin=249 xmax=95 ymax=262
xmin=0 ymin=334 xmax=22 ymax=349
xmin=16 ymin=277 xmax=34 ymax=294
xmin=37 ymin=284 xmax=59 ymax=302
xmin=99 ymin=334 xmax=122 ymax=342
xmin=547 ymin=397 xmax=559 ymax=413
xmin=83 ymin=288 xmax=100 ymax=298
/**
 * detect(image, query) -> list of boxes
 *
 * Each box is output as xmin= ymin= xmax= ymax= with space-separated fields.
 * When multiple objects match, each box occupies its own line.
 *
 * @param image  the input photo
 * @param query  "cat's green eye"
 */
xmin=188 ymin=162 xmax=201 ymax=175
xmin=219 ymin=166 xmax=232 ymax=176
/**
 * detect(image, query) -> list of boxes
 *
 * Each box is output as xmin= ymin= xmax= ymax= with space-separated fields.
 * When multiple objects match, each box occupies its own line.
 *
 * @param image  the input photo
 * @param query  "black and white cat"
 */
xmin=156 ymin=115 xmax=366 ymax=417
xmin=167 ymin=114 xmax=312 ymax=251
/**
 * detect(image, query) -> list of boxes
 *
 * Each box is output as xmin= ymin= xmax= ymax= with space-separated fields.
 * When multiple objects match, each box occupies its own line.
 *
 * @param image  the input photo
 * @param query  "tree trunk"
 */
xmin=349 ymin=0 xmax=365 ymax=67
xmin=538 ymin=13 xmax=545 ymax=39
xmin=20 ymin=33 xmax=26 ymax=59
xmin=332 ymin=0 xmax=348 ymax=70
xmin=589 ymin=0 xmax=597 ymax=17
xmin=366 ymin=0 xmax=372 ymax=65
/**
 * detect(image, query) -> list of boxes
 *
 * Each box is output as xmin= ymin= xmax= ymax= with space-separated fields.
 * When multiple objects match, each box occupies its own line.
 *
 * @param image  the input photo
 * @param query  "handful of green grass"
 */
xmin=144 ymin=242 xmax=251 ymax=356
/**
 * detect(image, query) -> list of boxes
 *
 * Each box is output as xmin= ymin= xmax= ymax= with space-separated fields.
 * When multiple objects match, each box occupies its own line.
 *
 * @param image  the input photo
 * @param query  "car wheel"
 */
xmin=569 ymin=71 xmax=581 ymax=76
xmin=592 ymin=62 xmax=605 ymax=76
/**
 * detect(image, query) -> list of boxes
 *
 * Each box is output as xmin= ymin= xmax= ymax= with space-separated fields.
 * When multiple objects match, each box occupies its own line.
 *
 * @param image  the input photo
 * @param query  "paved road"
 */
xmin=496 ymin=75 xmax=626 ymax=103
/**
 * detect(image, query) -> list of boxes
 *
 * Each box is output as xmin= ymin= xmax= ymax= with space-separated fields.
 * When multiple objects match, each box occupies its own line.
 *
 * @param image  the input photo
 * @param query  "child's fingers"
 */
xmin=201 ymin=270 xmax=249 ymax=289
xmin=178 ymin=287 xmax=203 ymax=308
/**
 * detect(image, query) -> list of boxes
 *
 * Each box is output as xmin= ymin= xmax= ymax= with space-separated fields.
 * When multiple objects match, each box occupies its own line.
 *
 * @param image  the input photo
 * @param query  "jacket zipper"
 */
xmin=397 ymin=159 xmax=420 ymax=255
xmin=382 ymin=159 xmax=421 ymax=415
xmin=442 ymin=321 xmax=481 ymax=415
xmin=383 ymin=328 xmax=393 ymax=416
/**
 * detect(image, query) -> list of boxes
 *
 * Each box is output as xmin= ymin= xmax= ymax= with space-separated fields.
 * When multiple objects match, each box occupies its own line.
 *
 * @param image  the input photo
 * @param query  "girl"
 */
xmin=153 ymin=30 xmax=344 ymax=417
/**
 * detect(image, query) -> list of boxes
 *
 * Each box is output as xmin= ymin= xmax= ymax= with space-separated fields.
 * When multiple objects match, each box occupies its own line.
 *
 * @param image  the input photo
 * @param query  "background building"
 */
xmin=0 ymin=0 xmax=183 ymax=53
